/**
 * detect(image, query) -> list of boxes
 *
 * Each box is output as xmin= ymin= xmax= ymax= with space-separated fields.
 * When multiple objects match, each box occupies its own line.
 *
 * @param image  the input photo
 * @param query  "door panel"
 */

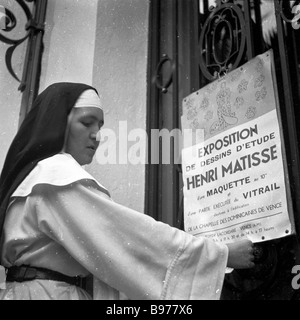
xmin=146 ymin=0 xmax=300 ymax=299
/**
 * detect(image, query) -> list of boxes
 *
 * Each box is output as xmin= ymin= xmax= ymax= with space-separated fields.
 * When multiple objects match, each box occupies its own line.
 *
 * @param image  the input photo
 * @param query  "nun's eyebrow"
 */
xmin=81 ymin=115 xmax=104 ymax=126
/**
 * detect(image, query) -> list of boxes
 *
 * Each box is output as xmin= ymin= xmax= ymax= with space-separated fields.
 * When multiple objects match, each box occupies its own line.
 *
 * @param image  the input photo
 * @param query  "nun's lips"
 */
xmin=87 ymin=145 xmax=97 ymax=151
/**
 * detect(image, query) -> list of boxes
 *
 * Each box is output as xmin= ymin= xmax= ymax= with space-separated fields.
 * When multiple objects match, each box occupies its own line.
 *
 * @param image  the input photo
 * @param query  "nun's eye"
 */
xmin=81 ymin=121 xmax=92 ymax=127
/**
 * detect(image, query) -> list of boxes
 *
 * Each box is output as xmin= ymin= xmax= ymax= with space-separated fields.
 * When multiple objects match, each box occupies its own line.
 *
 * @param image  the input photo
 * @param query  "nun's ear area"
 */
xmin=61 ymin=109 xmax=77 ymax=153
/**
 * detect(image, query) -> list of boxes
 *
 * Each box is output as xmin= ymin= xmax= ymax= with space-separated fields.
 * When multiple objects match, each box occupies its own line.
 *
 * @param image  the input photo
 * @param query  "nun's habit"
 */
xmin=0 ymin=82 xmax=228 ymax=300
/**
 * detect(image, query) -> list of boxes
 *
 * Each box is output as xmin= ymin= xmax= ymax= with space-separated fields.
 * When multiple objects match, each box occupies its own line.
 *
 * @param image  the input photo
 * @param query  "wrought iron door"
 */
xmin=146 ymin=0 xmax=300 ymax=299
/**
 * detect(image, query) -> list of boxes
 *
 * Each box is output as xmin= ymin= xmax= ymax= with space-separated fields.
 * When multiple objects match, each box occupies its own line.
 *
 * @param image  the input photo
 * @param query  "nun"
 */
xmin=0 ymin=82 xmax=254 ymax=300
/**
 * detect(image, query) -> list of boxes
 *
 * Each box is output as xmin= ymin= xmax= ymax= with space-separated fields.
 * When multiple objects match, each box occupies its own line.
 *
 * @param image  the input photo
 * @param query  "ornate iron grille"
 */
xmin=0 ymin=0 xmax=47 ymax=126
xmin=199 ymin=1 xmax=246 ymax=80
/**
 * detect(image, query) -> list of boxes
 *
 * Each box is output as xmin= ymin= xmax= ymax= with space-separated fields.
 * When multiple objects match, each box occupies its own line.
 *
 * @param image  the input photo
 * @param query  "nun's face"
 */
xmin=65 ymin=107 xmax=104 ymax=165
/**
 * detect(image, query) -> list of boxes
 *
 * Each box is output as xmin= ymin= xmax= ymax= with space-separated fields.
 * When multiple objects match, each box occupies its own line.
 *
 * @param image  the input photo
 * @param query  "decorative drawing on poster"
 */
xmin=181 ymin=50 xmax=293 ymax=244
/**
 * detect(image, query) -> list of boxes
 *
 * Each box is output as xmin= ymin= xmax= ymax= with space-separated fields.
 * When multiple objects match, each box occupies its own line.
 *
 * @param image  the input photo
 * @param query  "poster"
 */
xmin=181 ymin=50 xmax=293 ymax=244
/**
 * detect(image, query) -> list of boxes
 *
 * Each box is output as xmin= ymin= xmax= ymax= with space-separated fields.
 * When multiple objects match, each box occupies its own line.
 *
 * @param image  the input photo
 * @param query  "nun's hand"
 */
xmin=226 ymin=239 xmax=255 ymax=269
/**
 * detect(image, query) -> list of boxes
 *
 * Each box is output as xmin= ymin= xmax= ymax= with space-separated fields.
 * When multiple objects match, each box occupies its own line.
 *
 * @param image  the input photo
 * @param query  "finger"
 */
xmin=249 ymin=254 xmax=255 ymax=261
xmin=246 ymin=239 xmax=253 ymax=245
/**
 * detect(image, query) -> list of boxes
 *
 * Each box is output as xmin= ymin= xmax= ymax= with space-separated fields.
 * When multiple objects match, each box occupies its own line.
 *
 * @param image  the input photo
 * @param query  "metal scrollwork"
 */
xmin=0 ymin=0 xmax=43 ymax=89
xmin=199 ymin=2 xmax=246 ymax=81
xmin=0 ymin=6 xmax=16 ymax=32
xmin=153 ymin=54 xmax=176 ymax=94
xmin=275 ymin=0 xmax=300 ymax=24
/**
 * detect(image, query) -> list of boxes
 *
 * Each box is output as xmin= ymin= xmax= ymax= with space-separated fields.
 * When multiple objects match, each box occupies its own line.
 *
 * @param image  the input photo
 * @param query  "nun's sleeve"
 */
xmin=34 ymin=179 xmax=228 ymax=300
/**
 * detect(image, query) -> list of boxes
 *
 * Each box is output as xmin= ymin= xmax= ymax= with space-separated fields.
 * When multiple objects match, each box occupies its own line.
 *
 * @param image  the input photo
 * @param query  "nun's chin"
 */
xmin=78 ymin=154 xmax=95 ymax=166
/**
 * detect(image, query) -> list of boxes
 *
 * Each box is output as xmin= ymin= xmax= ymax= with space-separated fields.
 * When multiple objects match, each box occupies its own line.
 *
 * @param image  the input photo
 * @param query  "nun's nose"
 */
xmin=90 ymin=132 xmax=98 ymax=140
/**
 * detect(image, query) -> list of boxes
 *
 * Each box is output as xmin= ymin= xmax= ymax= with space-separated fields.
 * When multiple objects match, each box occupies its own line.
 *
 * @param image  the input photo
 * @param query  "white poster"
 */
xmin=181 ymin=50 xmax=293 ymax=244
